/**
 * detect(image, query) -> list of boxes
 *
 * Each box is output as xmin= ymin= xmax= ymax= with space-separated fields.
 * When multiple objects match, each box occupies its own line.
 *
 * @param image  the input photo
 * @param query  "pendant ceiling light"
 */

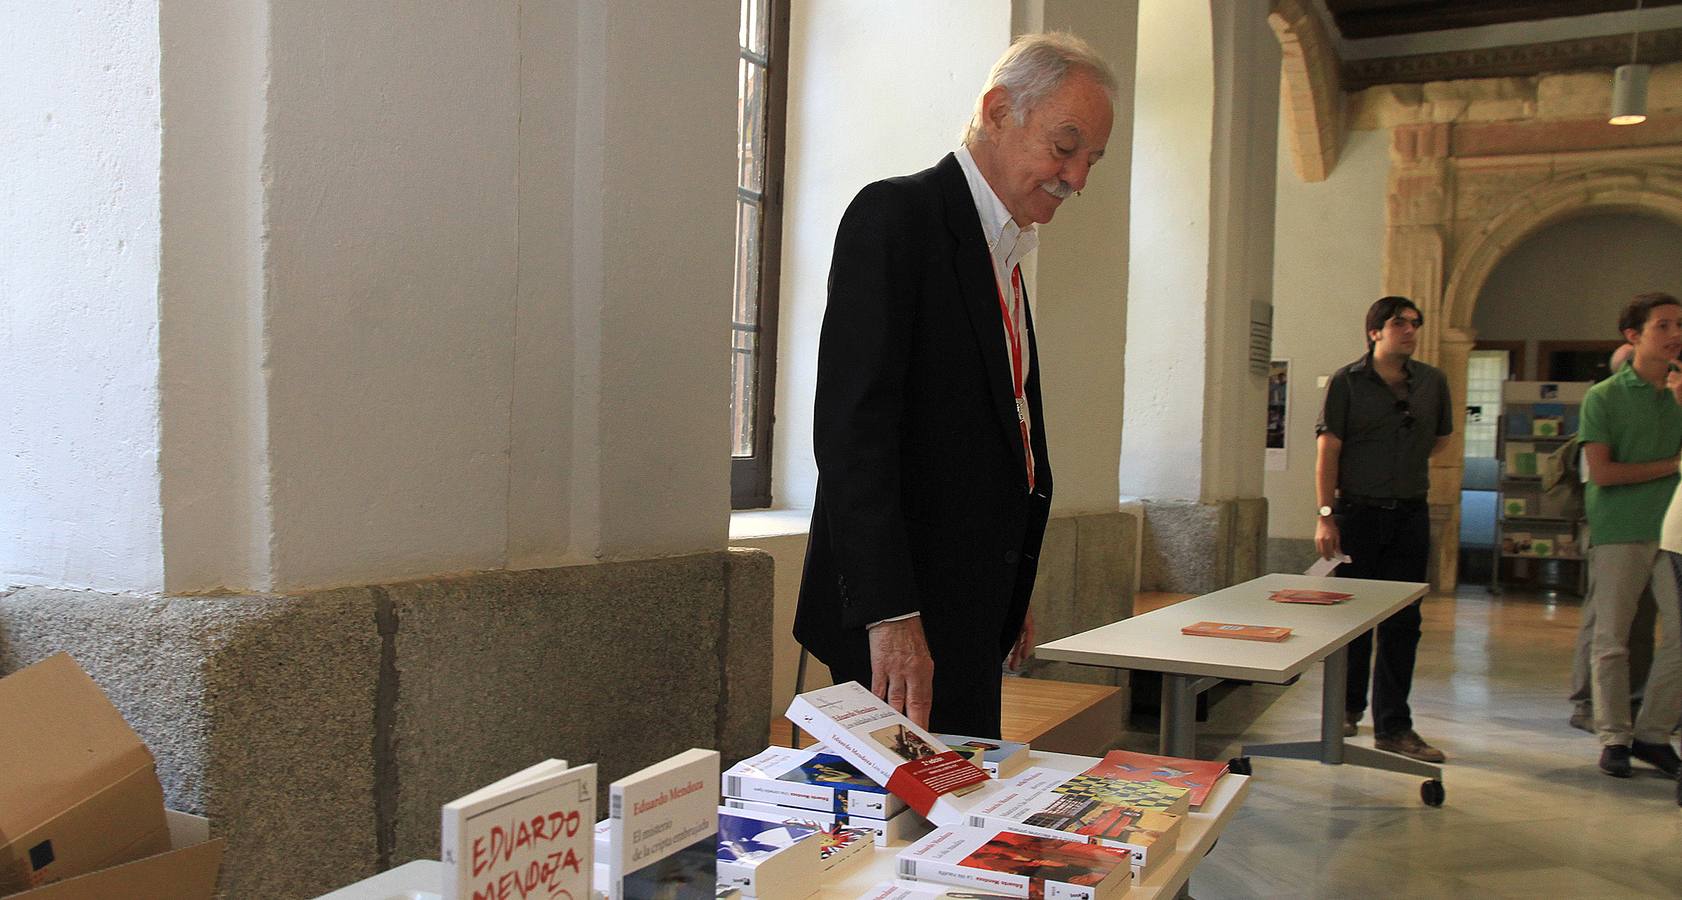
xmin=1611 ymin=0 xmax=1649 ymax=126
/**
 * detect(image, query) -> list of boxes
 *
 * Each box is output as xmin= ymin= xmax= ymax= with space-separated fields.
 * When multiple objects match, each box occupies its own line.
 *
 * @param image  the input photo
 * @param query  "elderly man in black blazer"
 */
xmin=793 ymin=33 xmax=1116 ymax=737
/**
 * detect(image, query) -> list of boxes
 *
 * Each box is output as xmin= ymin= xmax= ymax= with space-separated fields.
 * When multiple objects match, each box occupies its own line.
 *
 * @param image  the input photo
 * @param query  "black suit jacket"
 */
xmin=794 ymin=153 xmax=1053 ymax=688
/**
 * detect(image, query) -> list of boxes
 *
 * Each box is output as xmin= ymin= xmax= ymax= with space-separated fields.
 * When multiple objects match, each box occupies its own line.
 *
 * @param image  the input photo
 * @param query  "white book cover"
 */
xmin=724 ymin=745 xmax=907 ymax=818
xmin=719 ymin=797 xmax=925 ymax=847
xmin=715 ymin=808 xmax=824 ymax=897
xmin=963 ymin=769 xmax=1178 ymax=873
xmin=440 ymin=759 xmax=595 ymax=900
xmin=895 ymin=826 xmax=1133 ymax=900
xmin=854 ymin=882 xmax=1017 ymax=899
xmin=715 ymin=803 xmax=874 ymax=874
xmin=935 ymin=734 xmax=1030 ymax=779
xmin=608 ymin=748 xmax=720 ymax=900
xmin=785 ymin=682 xmax=990 ymax=821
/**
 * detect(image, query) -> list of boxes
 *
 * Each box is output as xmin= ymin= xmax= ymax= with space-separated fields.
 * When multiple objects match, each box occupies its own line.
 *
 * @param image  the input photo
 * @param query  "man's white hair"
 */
xmin=962 ymin=32 xmax=1118 ymax=145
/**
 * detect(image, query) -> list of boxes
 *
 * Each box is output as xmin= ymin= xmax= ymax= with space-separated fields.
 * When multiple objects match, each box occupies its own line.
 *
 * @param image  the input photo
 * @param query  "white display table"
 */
xmin=315 ymin=751 xmax=1248 ymax=900
xmin=816 ymin=749 xmax=1249 ymax=900
xmin=1035 ymin=573 xmax=1443 ymax=805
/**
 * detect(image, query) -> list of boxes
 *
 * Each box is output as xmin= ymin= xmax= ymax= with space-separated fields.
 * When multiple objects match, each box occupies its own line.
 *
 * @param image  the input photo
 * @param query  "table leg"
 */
xmin=1162 ymin=673 xmax=1198 ymax=758
xmin=1319 ymin=644 xmax=1347 ymax=765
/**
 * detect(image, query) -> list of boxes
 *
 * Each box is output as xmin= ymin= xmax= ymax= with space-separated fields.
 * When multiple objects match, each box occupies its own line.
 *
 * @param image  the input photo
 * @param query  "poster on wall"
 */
xmin=1266 ymin=360 xmax=1289 ymax=471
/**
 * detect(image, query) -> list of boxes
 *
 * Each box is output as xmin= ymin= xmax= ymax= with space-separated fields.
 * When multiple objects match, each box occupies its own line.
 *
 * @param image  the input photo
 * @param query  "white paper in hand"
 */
xmin=1304 ymin=555 xmax=1351 ymax=577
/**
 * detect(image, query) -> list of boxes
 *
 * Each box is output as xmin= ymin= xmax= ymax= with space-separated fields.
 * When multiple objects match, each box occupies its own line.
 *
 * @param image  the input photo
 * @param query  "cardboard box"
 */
xmin=0 ymin=654 xmax=217 ymax=899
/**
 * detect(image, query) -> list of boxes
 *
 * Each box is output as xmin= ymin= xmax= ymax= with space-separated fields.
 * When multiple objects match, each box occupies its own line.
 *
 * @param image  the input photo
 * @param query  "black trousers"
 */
xmin=1334 ymin=500 xmax=1430 ymax=737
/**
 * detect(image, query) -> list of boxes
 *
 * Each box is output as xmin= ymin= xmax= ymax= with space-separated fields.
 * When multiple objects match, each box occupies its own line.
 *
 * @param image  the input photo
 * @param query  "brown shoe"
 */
xmin=1344 ymin=711 xmax=1359 ymax=738
xmin=1375 ymin=729 xmax=1446 ymax=763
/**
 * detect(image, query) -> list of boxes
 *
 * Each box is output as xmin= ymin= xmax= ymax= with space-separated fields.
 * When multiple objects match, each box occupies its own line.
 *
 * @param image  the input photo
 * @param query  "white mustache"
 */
xmin=1041 ymin=180 xmax=1073 ymax=200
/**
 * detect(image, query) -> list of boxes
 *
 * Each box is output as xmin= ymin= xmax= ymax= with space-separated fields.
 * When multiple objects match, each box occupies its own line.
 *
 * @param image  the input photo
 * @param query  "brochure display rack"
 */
xmin=1492 ymin=381 xmax=1591 ymax=597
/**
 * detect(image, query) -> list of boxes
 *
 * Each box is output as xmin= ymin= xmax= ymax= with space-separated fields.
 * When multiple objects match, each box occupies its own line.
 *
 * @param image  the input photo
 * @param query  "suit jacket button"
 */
xmin=1003 ymin=549 xmax=1019 ymax=564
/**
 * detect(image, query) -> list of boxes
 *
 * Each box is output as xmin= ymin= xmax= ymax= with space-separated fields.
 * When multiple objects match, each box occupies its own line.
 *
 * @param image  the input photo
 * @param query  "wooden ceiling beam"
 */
xmin=1326 ymin=0 xmax=1682 ymax=40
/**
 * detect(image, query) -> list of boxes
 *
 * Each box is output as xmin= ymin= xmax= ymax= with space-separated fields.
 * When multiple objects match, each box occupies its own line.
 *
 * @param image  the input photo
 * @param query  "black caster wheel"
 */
xmin=1228 ymin=756 xmax=1252 ymax=776
xmin=1421 ymin=779 xmax=1445 ymax=807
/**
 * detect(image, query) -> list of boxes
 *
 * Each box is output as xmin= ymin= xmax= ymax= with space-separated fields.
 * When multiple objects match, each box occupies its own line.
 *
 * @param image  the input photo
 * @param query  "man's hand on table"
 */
xmin=1006 ymin=607 xmax=1035 ymax=671
xmin=868 ymin=616 xmax=934 ymax=728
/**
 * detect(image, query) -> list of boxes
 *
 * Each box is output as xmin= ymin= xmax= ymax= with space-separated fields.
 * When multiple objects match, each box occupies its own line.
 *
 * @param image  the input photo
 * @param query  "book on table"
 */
xmin=439 ymin=759 xmax=595 ymax=900
xmin=785 ymin=681 xmax=990 ymax=822
xmin=855 ymin=882 xmax=1018 ymax=899
xmin=717 ymin=803 xmax=873 ymax=874
xmin=715 ymin=807 xmax=825 ymax=898
xmin=961 ymin=767 xmax=1180 ymax=877
xmin=606 ymin=748 xmax=720 ymax=900
xmin=1179 ymin=621 xmax=1291 ymax=642
xmin=896 ymin=825 xmax=1134 ymax=899
xmin=724 ymin=744 xmax=908 ymax=819
xmin=936 ymin=733 xmax=1031 ymax=779
xmin=1268 ymin=588 xmax=1352 ymax=605
xmin=1081 ymin=751 xmax=1229 ymax=810
xmin=719 ymin=795 xmax=923 ymax=846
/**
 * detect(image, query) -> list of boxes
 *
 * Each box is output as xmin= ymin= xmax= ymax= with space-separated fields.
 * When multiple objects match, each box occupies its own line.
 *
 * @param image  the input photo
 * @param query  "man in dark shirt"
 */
xmin=1315 ymin=296 xmax=1454 ymax=763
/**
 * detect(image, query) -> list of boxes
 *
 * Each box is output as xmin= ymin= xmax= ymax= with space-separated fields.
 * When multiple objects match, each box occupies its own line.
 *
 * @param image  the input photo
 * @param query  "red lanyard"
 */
xmin=995 ymin=264 xmax=1034 ymax=490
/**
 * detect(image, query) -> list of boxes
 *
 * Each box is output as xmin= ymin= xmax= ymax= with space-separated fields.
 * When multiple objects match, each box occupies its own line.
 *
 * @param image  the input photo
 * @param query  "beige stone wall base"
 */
xmin=0 ymin=549 xmax=772 ymax=899
xmin=1140 ymin=497 xmax=1269 ymax=594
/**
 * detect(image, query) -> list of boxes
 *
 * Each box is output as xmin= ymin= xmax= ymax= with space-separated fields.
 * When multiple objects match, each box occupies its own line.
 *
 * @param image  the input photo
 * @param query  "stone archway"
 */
xmin=1383 ymin=116 xmax=1682 ymax=590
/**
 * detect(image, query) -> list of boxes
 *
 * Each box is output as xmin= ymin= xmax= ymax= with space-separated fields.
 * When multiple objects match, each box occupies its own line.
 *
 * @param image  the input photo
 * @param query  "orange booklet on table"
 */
xmin=1270 ymin=589 xmax=1352 ymax=605
xmin=1180 ymin=621 xmax=1292 ymax=642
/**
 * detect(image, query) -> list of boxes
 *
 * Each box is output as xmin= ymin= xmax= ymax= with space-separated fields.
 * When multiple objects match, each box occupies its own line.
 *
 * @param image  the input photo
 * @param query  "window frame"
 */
xmin=731 ymin=0 xmax=791 ymax=509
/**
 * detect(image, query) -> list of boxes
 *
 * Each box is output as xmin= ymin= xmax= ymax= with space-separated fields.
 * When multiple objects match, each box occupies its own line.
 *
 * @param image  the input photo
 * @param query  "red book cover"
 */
xmin=1083 ymin=751 xmax=1230 ymax=809
xmin=1269 ymin=589 xmax=1352 ymax=605
xmin=1180 ymin=621 xmax=1291 ymax=642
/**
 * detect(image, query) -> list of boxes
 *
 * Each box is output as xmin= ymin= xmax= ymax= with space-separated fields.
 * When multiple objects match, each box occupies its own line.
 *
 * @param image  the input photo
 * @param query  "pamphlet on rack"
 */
xmin=440 ymin=759 xmax=595 ymax=900
xmin=785 ymin=682 xmax=990 ymax=822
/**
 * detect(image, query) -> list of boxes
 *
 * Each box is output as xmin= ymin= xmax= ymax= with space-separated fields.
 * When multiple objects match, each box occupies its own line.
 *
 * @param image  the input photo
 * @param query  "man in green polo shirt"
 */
xmin=1580 ymin=292 xmax=1682 ymax=779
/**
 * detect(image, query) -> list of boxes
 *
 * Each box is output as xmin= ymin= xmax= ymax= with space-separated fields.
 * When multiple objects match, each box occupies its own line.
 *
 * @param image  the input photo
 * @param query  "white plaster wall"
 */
xmin=158 ymin=0 xmax=271 ymax=593
xmin=587 ymin=0 xmax=737 ymax=558
xmin=1119 ymin=0 xmax=1213 ymax=502
xmin=1473 ymin=214 xmax=1682 ymax=377
xmin=0 ymin=0 xmax=165 ymax=593
xmin=1034 ymin=0 xmax=1139 ymax=515
xmin=507 ymin=0 xmax=577 ymax=570
xmin=262 ymin=3 xmax=521 ymax=589
xmin=1201 ymin=0 xmax=1279 ymax=502
xmin=1264 ymin=125 xmax=1390 ymax=540
xmin=774 ymin=0 xmax=1014 ymax=510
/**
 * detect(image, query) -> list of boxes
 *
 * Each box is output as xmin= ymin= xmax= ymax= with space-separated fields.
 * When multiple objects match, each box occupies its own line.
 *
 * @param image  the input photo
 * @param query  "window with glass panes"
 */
xmin=731 ymin=0 xmax=788 ymax=508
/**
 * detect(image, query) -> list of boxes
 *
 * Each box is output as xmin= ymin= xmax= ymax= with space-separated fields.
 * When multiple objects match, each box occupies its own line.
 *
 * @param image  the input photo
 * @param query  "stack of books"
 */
xmin=1269 ymin=588 xmax=1352 ymax=605
xmin=895 ymin=825 xmax=1135 ymax=898
xmin=1081 ymin=751 xmax=1229 ymax=811
xmin=722 ymin=745 xmax=922 ymax=845
xmin=1180 ymin=621 xmax=1292 ymax=642
xmin=716 ymin=804 xmax=871 ymax=897
xmin=961 ymin=767 xmax=1182 ymax=878
xmin=937 ymin=734 xmax=1030 ymax=779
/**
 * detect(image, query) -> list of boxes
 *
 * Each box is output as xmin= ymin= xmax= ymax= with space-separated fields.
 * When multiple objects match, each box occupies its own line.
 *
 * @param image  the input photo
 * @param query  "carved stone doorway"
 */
xmin=1383 ymin=116 xmax=1682 ymax=590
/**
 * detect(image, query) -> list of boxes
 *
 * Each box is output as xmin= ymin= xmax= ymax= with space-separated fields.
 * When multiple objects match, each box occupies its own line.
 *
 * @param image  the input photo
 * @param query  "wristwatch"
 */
xmin=1317 ymin=505 xmax=1334 ymax=518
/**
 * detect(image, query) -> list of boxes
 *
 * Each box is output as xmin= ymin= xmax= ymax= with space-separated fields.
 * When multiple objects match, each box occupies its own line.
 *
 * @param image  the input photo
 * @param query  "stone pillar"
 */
xmin=1429 ymin=327 xmax=1477 ymax=591
xmin=1383 ymin=123 xmax=1455 ymax=593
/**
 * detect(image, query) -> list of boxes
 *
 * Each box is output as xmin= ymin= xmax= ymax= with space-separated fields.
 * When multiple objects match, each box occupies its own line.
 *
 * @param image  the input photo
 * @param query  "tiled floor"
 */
xmin=1137 ymin=586 xmax=1682 ymax=899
